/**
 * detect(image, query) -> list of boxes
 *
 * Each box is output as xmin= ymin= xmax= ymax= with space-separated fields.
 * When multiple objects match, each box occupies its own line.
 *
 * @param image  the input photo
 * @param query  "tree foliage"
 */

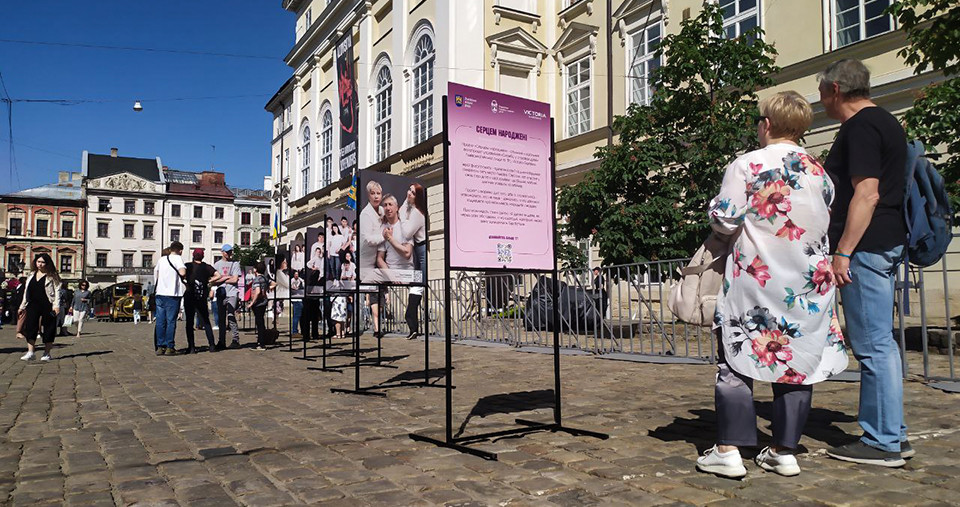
xmin=889 ymin=0 xmax=960 ymax=215
xmin=233 ymin=239 xmax=275 ymax=267
xmin=558 ymin=4 xmax=779 ymax=265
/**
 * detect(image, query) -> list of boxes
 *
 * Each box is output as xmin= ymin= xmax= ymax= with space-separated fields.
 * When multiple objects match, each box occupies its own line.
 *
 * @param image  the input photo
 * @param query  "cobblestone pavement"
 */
xmin=1 ymin=320 xmax=959 ymax=506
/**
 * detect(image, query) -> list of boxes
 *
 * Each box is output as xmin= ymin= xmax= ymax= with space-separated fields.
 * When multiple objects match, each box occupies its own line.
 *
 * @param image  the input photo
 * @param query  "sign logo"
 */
xmin=490 ymin=99 xmax=499 ymax=113
xmin=455 ymin=94 xmax=464 ymax=107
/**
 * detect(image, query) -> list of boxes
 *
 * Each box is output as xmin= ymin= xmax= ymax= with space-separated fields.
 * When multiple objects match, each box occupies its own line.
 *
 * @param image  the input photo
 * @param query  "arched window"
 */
xmin=412 ymin=34 xmax=435 ymax=144
xmin=375 ymin=65 xmax=393 ymax=162
xmin=321 ymin=110 xmax=333 ymax=187
xmin=301 ymin=125 xmax=311 ymax=197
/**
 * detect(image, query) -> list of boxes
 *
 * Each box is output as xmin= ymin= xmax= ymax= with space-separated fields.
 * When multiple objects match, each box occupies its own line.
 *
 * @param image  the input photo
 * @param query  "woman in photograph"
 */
xmin=306 ymin=243 xmax=324 ymax=292
xmin=326 ymin=224 xmax=344 ymax=285
xmin=274 ymin=256 xmax=290 ymax=319
xmin=340 ymin=251 xmax=356 ymax=284
xmin=291 ymin=243 xmax=305 ymax=271
xmin=403 ymin=182 xmax=428 ymax=274
xmin=696 ymin=91 xmax=846 ymax=479
xmin=18 ymin=253 xmax=62 ymax=361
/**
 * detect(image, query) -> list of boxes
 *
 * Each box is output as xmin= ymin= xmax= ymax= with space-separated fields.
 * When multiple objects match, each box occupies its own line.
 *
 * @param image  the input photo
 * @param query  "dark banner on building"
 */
xmin=336 ymin=31 xmax=359 ymax=180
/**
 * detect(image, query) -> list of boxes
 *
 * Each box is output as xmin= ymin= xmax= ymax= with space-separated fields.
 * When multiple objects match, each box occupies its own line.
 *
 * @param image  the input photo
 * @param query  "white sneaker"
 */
xmin=756 ymin=446 xmax=800 ymax=476
xmin=40 ymin=354 xmax=53 ymax=362
xmin=20 ymin=351 xmax=35 ymax=361
xmin=696 ymin=445 xmax=747 ymax=479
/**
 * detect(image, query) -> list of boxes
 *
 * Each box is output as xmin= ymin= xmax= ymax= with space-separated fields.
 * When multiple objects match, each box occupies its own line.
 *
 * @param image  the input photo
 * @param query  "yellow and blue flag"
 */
xmin=271 ymin=212 xmax=279 ymax=239
xmin=347 ymin=173 xmax=357 ymax=210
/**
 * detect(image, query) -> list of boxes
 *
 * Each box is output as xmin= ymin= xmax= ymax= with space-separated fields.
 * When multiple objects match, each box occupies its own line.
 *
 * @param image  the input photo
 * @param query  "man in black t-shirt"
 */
xmin=184 ymin=248 xmax=223 ymax=353
xmin=818 ymin=59 xmax=910 ymax=468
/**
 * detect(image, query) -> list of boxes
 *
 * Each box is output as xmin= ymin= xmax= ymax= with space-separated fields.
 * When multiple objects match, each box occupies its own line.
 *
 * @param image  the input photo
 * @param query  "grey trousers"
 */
xmin=715 ymin=362 xmax=813 ymax=449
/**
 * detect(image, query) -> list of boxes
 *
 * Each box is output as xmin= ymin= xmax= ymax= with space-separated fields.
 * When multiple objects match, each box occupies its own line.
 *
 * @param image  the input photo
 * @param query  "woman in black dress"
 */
xmin=18 ymin=253 xmax=61 ymax=361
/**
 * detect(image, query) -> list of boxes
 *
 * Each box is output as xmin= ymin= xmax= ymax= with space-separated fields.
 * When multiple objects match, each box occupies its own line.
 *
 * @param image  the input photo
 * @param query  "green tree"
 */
xmin=889 ymin=0 xmax=960 ymax=216
xmin=233 ymin=239 xmax=275 ymax=267
xmin=557 ymin=4 xmax=778 ymax=266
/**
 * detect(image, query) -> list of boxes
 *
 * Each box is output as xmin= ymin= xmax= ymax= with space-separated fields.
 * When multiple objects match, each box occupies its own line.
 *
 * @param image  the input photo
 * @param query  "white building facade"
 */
xmin=164 ymin=170 xmax=236 ymax=264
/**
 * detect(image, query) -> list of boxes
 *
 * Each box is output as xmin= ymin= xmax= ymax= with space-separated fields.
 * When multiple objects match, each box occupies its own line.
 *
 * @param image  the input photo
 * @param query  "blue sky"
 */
xmin=0 ymin=1 xmax=294 ymax=194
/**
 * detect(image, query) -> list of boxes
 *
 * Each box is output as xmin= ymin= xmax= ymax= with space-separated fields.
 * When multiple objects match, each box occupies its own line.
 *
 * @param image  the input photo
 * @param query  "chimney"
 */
xmin=58 ymin=171 xmax=69 ymax=184
xmin=110 ymin=147 xmax=118 ymax=157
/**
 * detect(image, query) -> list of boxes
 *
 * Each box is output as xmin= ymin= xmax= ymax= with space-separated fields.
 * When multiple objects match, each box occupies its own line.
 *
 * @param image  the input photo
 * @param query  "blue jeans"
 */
xmin=291 ymin=300 xmax=303 ymax=335
xmin=155 ymin=295 xmax=182 ymax=349
xmin=839 ymin=245 xmax=906 ymax=452
xmin=211 ymin=299 xmax=220 ymax=327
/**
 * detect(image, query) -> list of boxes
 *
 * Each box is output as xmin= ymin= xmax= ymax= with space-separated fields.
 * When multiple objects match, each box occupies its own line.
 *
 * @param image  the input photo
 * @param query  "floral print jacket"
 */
xmin=709 ymin=143 xmax=847 ymax=384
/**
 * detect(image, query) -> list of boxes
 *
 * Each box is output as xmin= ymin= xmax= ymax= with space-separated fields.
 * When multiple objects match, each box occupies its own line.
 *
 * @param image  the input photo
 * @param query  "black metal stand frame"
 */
xmin=408 ymin=100 xmax=608 ymax=460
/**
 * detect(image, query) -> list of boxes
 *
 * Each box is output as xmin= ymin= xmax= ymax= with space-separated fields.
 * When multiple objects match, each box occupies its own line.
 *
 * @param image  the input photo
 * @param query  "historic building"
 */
xmin=0 ymin=172 xmax=86 ymax=284
xmin=82 ymin=148 xmax=166 ymax=286
xmin=163 ymin=169 xmax=236 ymax=264
xmin=232 ymin=183 xmax=273 ymax=249
xmin=267 ymin=0 xmax=947 ymax=279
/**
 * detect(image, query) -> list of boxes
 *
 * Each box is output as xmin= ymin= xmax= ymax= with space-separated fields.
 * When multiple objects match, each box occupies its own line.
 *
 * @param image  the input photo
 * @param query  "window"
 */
xmin=629 ymin=21 xmax=662 ymax=106
xmin=192 ymin=229 xmax=203 ymax=243
xmin=36 ymin=219 xmax=49 ymax=237
xmin=144 ymin=201 xmax=155 ymax=215
xmin=142 ymin=253 xmax=153 ymax=268
xmin=96 ymin=253 xmax=107 ymax=267
xmin=261 ymin=213 xmax=271 ymax=226
xmin=122 ymin=253 xmax=134 ymax=268
xmin=375 ymin=65 xmax=393 ymax=163
xmin=214 ymin=231 xmax=224 ymax=244
xmin=240 ymin=231 xmax=252 ymax=246
xmin=321 ymin=110 xmax=333 ymax=186
xmin=834 ymin=0 xmax=892 ymax=48
xmin=124 ymin=200 xmax=136 ymax=214
xmin=566 ymin=57 xmax=591 ymax=137
xmin=193 ymin=206 xmax=203 ymax=219
xmin=214 ymin=255 xmax=222 ymax=264
xmin=305 ymin=7 xmax=312 ymax=27
xmin=171 ymin=204 xmax=181 ymax=217
xmin=241 ymin=212 xmax=251 ymax=225
xmin=8 ymin=253 xmax=22 ymax=271
xmin=60 ymin=256 xmax=72 ymax=274
xmin=215 ymin=207 xmax=224 ymax=220
xmin=97 ymin=222 xmax=109 ymax=238
xmin=170 ymin=229 xmax=181 ymax=242
xmin=98 ymin=199 xmax=110 ymax=212
xmin=143 ymin=224 xmax=154 ymax=239
xmin=276 ymin=154 xmax=281 ymax=173
xmin=261 ymin=232 xmax=270 ymax=242
xmin=412 ymin=34 xmax=435 ymax=145
xmin=301 ymin=124 xmax=312 ymax=196
xmin=124 ymin=223 xmax=135 ymax=239
xmin=8 ymin=217 xmax=22 ymax=236
xmin=62 ymin=220 xmax=74 ymax=238
xmin=720 ymin=0 xmax=759 ymax=40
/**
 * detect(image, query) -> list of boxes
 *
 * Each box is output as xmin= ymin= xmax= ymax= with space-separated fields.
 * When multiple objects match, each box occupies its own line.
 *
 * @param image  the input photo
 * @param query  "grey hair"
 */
xmin=365 ymin=179 xmax=382 ymax=193
xmin=817 ymin=59 xmax=871 ymax=99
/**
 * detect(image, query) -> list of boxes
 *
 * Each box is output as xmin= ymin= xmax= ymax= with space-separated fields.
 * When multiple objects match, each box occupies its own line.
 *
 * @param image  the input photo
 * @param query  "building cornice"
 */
xmin=285 ymin=0 xmax=363 ymax=69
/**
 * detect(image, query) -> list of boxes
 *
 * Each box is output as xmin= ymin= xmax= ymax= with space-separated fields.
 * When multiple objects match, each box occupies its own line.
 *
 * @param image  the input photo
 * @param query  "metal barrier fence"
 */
xmin=375 ymin=233 xmax=958 ymax=382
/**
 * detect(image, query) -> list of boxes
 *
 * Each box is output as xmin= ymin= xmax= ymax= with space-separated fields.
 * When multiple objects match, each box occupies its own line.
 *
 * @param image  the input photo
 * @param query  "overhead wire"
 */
xmin=0 ymin=72 xmax=21 ymax=189
xmin=0 ymin=38 xmax=278 ymax=60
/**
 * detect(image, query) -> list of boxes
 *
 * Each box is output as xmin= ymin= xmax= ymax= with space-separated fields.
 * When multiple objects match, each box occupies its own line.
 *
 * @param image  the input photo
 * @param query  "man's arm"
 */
xmin=832 ymin=176 xmax=880 ymax=286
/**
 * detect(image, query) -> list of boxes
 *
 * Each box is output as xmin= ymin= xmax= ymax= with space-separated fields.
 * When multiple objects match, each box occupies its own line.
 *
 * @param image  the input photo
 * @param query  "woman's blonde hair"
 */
xmin=759 ymin=91 xmax=813 ymax=141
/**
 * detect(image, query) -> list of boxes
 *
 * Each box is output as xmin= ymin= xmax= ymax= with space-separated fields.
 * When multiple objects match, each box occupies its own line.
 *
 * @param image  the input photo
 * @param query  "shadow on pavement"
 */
xmin=56 ymin=350 xmax=115 ymax=360
xmin=456 ymin=389 xmax=555 ymax=438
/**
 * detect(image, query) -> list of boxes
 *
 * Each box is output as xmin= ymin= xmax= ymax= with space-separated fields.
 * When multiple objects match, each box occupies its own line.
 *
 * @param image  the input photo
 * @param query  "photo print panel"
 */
xmin=357 ymin=171 xmax=428 ymax=285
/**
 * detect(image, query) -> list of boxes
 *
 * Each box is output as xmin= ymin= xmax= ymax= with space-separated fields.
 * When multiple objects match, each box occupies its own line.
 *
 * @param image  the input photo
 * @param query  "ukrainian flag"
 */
xmin=271 ymin=212 xmax=279 ymax=239
xmin=347 ymin=173 xmax=357 ymax=210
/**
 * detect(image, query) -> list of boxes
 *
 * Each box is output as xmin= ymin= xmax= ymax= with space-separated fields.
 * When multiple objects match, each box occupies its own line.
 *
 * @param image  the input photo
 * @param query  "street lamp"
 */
xmin=133 ymin=100 xmax=143 ymax=112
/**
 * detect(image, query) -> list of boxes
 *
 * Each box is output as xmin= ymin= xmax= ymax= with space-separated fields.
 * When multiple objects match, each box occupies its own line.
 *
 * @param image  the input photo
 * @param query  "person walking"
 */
xmin=18 ymin=254 xmax=62 ymax=361
xmin=247 ymin=261 xmax=273 ymax=351
xmin=153 ymin=241 xmax=187 ymax=356
xmin=184 ymin=249 xmax=222 ymax=354
xmin=214 ymin=244 xmax=243 ymax=349
xmin=71 ymin=280 xmax=91 ymax=336
xmin=695 ymin=91 xmax=848 ymax=479
xmin=817 ymin=60 xmax=911 ymax=468
xmin=132 ymin=295 xmax=143 ymax=325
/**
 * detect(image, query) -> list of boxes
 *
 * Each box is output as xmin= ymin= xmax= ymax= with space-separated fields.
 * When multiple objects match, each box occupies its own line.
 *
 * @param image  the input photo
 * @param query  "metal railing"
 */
xmin=374 ymin=234 xmax=958 ymax=382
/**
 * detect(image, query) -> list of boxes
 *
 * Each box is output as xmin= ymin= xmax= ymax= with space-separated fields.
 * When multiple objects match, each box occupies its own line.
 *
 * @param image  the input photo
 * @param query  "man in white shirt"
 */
xmin=153 ymin=241 xmax=187 ymax=355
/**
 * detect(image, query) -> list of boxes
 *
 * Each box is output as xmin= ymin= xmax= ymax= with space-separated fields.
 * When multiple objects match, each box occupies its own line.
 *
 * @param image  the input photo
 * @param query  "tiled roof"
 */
xmin=86 ymin=153 xmax=162 ymax=182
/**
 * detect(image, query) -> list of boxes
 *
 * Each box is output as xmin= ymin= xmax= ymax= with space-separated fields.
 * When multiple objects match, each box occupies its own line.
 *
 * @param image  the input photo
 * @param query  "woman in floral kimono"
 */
xmin=696 ymin=91 xmax=848 ymax=479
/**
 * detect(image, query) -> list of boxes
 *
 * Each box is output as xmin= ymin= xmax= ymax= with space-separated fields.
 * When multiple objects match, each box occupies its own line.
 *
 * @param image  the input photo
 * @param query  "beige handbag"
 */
xmin=668 ymin=232 xmax=732 ymax=326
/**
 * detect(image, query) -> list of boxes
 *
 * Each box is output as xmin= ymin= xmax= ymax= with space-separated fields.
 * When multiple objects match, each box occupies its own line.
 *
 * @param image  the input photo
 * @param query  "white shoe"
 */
xmin=696 ymin=445 xmax=747 ymax=479
xmin=40 ymin=354 xmax=52 ymax=362
xmin=20 ymin=351 xmax=35 ymax=361
xmin=756 ymin=447 xmax=800 ymax=476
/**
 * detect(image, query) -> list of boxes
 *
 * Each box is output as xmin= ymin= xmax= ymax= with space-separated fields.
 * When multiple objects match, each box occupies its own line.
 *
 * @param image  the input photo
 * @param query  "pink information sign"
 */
xmin=447 ymin=83 xmax=554 ymax=271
